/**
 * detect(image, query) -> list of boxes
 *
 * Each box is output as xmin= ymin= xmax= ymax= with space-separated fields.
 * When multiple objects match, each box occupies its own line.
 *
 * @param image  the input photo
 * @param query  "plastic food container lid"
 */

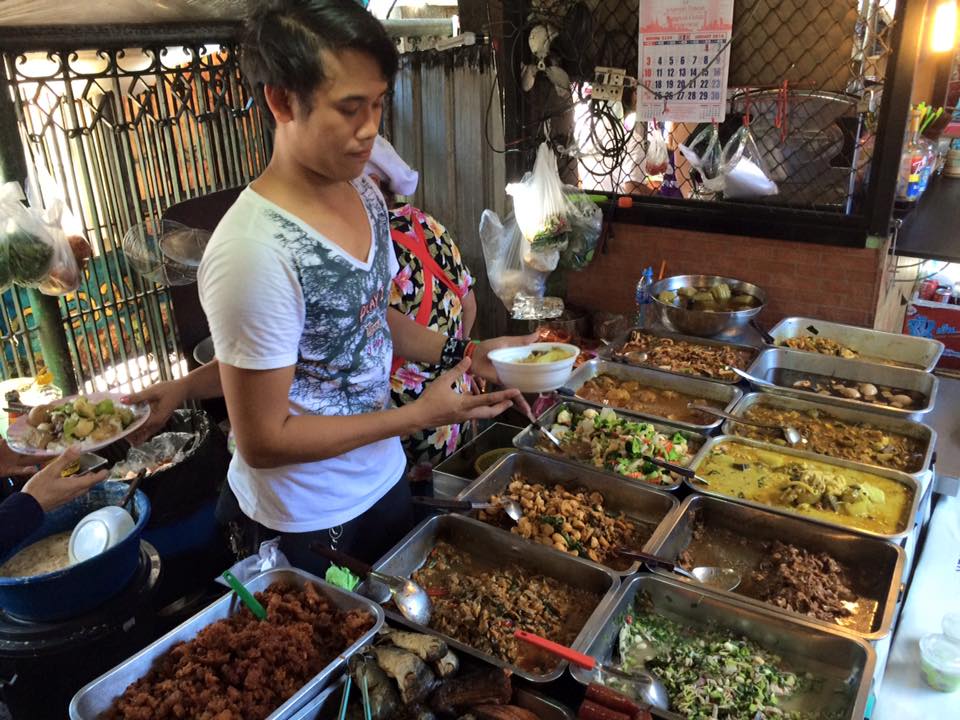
xmin=943 ymin=613 xmax=960 ymax=643
xmin=920 ymin=633 xmax=960 ymax=674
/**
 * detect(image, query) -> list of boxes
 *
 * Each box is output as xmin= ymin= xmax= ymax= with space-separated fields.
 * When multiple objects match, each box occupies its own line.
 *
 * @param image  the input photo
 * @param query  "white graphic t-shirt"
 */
xmin=198 ymin=176 xmax=405 ymax=532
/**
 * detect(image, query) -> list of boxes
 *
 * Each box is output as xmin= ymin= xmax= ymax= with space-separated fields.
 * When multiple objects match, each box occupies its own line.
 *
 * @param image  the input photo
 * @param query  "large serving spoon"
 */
xmin=514 ymin=629 xmax=669 ymax=711
xmin=411 ymin=496 xmax=524 ymax=525
xmin=311 ymin=545 xmax=431 ymax=625
xmin=687 ymin=403 xmax=805 ymax=447
xmin=615 ymin=548 xmax=741 ymax=592
xmin=637 ymin=452 xmax=712 ymax=486
xmin=726 ymin=365 xmax=779 ymax=390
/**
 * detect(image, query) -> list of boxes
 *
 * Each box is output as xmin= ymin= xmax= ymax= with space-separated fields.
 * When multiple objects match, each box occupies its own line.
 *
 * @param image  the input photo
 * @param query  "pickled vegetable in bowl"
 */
xmin=517 ymin=346 xmax=575 ymax=364
xmin=657 ymin=282 xmax=761 ymax=313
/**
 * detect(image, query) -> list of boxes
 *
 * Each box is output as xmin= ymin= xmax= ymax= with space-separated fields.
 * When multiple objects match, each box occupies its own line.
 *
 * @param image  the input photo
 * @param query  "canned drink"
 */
xmin=935 ymin=286 xmax=953 ymax=304
xmin=920 ymin=278 xmax=940 ymax=300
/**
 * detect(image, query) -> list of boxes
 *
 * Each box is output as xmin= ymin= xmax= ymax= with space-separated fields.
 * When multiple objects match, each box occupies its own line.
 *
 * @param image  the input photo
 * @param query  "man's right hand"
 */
xmin=122 ymin=380 xmax=188 ymax=444
xmin=413 ymin=358 xmax=520 ymax=430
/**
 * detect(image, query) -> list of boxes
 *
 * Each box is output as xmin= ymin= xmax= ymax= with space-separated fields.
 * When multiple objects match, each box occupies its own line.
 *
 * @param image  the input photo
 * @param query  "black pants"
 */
xmin=215 ymin=478 xmax=414 ymax=577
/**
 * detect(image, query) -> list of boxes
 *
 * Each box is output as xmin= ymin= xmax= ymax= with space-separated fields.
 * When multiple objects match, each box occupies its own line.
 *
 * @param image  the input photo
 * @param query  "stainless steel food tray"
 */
xmin=571 ymin=575 xmax=874 ymax=720
xmin=599 ymin=327 xmax=760 ymax=385
xmin=562 ymin=358 xmax=743 ymax=432
xmin=725 ymin=392 xmax=937 ymax=477
xmin=745 ymin=347 xmax=938 ymax=419
xmin=687 ymin=435 xmax=923 ymax=541
xmin=432 ymin=422 xmax=524 ymax=497
xmin=647 ymin=494 xmax=905 ymax=640
xmin=371 ymin=513 xmax=620 ymax=683
xmin=458 ymin=452 xmax=679 ymax=576
xmin=513 ymin=399 xmax=707 ymax=493
xmin=768 ymin=316 xmax=944 ymax=371
xmin=297 ymin=675 xmax=575 ymax=719
xmin=69 ymin=569 xmax=384 ymax=720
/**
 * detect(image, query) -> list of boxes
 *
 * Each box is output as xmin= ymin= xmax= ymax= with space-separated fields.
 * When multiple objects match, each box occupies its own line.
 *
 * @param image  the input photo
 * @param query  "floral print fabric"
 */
xmin=389 ymin=205 xmax=475 ymax=467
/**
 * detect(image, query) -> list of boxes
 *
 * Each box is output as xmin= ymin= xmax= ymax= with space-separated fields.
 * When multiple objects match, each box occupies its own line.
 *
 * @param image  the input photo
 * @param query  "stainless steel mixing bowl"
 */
xmin=648 ymin=274 xmax=766 ymax=337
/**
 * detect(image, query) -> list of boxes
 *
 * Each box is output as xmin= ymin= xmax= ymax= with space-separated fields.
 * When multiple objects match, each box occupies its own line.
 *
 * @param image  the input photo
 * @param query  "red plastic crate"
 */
xmin=903 ymin=295 xmax=960 ymax=370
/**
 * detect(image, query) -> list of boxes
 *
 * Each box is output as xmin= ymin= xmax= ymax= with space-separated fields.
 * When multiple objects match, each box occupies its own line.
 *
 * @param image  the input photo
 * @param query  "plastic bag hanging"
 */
xmin=559 ymin=187 xmax=601 ymax=270
xmin=644 ymin=122 xmax=669 ymax=176
xmin=719 ymin=122 xmax=779 ymax=200
xmin=29 ymin=166 xmax=92 ymax=295
xmin=0 ymin=182 xmax=57 ymax=289
xmin=479 ymin=209 xmax=548 ymax=313
xmin=506 ymin=142 xmax=575 ymax=273
xmin=679 ymin=123 xmax=724 ymax=195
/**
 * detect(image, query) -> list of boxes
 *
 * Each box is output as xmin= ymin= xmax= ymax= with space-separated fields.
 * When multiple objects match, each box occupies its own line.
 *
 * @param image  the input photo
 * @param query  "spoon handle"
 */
xmin=641 ymin=454 xmax=695 ymax=479
xmin=222 ymin=570 xmax=267 ymax=620
xmin=687 ymin=404 xmax=778 ymax=431
xmin=514 ymin=629 xmax=596 ymax=670
xmin=310 ymin=544 xmax=373 ymax=576
xmin=411 ymin=497 xmax=495 ymax=511
xmin=615 ymin=548 xmax=677 ymax=572
xmin=749 ymin=319 xmax=775 ymax=344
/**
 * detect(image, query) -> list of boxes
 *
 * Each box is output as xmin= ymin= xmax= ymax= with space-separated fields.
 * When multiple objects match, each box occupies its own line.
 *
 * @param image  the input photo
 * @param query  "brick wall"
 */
xmin=566 ymin=224 xmax=886 ymax=328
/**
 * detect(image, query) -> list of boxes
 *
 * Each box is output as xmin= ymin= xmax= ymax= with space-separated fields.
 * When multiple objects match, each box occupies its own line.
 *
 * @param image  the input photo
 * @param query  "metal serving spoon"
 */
xmin=514 ymin=629 xmax=669 ymax=711
xmin=616 ymin=548 xmax=741 ymax=592
xmin=311 ymin=545 xmax=431 ymax=625
xmin=727 ymin=365 xmax=779 ymax=389
xmin=529 ymin=415 xmax=563 ymax=449
xmin=411 ymin=496 xmax=524 ymax=524
xmin=687 ymin=403 xmax=805 ymax=447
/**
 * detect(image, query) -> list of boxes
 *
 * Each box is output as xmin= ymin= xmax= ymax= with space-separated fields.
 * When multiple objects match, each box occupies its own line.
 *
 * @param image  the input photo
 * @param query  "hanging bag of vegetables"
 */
xmin=0 ymin=181 xmax=55 ymax=288
xmin=506 ymin=142 xmax=578 ymax=273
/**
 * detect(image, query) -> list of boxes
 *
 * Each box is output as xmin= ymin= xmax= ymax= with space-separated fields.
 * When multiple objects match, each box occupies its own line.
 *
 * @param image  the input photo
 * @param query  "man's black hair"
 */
xmin=240 ymin=0 xmax=399 ymax=122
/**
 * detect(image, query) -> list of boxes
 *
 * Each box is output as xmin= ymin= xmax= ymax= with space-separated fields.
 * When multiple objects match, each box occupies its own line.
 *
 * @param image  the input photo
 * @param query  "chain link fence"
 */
xmin=517 ymin=0 xmax=894 ymax=213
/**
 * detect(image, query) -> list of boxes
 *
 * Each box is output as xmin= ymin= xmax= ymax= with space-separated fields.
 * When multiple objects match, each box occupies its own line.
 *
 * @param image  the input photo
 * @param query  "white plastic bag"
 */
xmin=679 ymin=124 xmax=725 ymax=195
xmin=506 ymin=142 xmax=573 ymax=269
xmin=215 ymin=537 xmax=290 ymax=586
xmin=479 ymin=209 xmax=548 ymax=312
xmin=719 ymin=125 xmax=779 ymax=200
xmin=644 ymin=124 xmax=669 ymax=176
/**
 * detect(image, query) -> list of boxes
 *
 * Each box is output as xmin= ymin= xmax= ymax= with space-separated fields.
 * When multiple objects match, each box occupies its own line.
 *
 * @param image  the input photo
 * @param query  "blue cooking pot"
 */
xmin=0 ymin=482 xmax=150 ymax=621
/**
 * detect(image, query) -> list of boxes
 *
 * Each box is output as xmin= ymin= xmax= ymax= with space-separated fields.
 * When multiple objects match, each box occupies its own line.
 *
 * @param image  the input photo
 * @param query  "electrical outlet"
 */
xmin=592 ymin=66 xmax=626 ymax=102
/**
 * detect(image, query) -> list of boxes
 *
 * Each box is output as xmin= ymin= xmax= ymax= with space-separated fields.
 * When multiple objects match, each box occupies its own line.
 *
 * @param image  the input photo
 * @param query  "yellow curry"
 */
xmin=696 ymin=441 xmax=914 ymax=535
xmin=517 ymin=347 xmax=574 ymax=364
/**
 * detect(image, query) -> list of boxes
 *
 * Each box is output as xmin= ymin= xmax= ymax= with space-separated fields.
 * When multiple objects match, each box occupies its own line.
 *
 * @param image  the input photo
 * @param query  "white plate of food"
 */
xmin=6 ymin=392 xmax=150 ymax=457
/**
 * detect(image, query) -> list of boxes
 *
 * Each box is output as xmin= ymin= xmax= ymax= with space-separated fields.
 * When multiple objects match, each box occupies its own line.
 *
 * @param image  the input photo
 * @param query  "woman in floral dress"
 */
xmin=366 ymin=138 xmax=477 ymax=487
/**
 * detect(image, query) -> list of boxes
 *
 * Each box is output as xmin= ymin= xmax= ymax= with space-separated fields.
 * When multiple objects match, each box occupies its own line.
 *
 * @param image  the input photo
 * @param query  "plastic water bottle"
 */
xmin=635 ymin=266 xmax=654 ymax=328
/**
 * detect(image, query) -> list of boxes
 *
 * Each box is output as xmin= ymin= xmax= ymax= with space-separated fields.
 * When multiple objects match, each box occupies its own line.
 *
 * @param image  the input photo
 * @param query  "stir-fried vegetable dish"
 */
xmin=539 ymin=405 xmax=696 ymax=486
xmin=617 ymin=602 xmax=826 ymax=720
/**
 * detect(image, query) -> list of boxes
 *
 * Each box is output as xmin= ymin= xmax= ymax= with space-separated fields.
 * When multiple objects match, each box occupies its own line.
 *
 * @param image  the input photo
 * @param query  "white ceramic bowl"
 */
xmin=68 ymin=506 xmax=136 ymax=565
xmin=488 ymin=342 xmax=579 ymax=393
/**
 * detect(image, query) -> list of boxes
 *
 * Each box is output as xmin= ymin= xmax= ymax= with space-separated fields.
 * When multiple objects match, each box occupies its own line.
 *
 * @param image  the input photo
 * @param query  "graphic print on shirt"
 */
xmin=267 ymin=178 xmax=394 ymax=416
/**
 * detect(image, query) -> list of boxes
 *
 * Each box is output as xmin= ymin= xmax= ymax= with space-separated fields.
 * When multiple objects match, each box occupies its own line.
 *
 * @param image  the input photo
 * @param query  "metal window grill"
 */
xmin=1 ymin=39 xmax=270 ymax=390
xmin=516 ymin=0 xmax=895 ymax=213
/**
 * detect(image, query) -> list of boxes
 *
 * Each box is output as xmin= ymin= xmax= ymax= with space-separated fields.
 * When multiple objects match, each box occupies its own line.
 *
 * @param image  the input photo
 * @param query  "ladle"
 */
xmin=411 ymin=496 xmax=523 ymax=524
xmin=311 ymin=545 xmax=431 ymax=625
xmin=615 ymin=548 xmax=741 ymax=592
xmin=514 ymin=629 xmax=669 ymax=711
xmin=687 ymin=403 xmax=805 ymax=447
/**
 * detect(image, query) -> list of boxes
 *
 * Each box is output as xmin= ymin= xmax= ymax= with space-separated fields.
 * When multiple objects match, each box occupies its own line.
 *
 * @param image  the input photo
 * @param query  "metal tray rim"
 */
xmin=456 ymin=450 xmax=680 ymax=577
xmin=598 ymin=327 xmax=760 ymax=385
xmin=744 ymin=347 xmax=939 ymax=419
xmin=370 ymin=513 xmax=621 ymax=684
xmin=767 ymin=316 xmax=945 ymax=371
xmin=569 ymin=574 xmax=875 ymax=720
xmin=686 ymin=435 xmax=923 ymax=541
xmin=68 ymin=568 xmax=385 ymax=720
xmin=513 ymin=399 xmax=710 ymax=494
xmin=561 ymin=358 xmax=744 ymax=431
xmin=724 ymin=392 xmax=937 ymax=478
xmin=646 ymin=493 xmax=906 ymax=641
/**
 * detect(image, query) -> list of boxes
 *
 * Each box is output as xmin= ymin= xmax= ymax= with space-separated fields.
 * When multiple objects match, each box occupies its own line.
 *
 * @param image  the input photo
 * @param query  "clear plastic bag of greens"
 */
xmin=0 ymin=182 xmax=55 ymax=288
xmin=506 ymin=142 xmax=573 ymax=264
xmin=719 ymin=124 xmax=779 ymax=200
xmin=479 ymin=209 xmax=548 ymax=312
xmin=560 ymin=187 xmax=601 ymax=270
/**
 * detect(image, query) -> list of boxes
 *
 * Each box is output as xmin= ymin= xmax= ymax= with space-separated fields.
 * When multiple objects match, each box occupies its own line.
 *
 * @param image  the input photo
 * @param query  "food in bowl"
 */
xmin=730 ymin=404 xmax=926 ymax=473
xmin=696 ymin=441 xmax=914 ymax=535
xmin=517 ymin=346 xmax=574 ymax=364
xmin=488 ymin=342 xmax=579 ymax=393
xmin=25 ymin=396 xmax=140 ymax=451
xmin=538 ymin=404 xmax=697 ymax=486
xmin=657 ymin=282 xmax=761 ymax=312
xmin=0 ymin=530 xmax=73 ymax=578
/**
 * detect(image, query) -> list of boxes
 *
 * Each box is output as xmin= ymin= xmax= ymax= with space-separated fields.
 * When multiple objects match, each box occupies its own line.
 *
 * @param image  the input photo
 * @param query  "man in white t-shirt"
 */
xmin=126 ymin=0 xmax=531 ymax=572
